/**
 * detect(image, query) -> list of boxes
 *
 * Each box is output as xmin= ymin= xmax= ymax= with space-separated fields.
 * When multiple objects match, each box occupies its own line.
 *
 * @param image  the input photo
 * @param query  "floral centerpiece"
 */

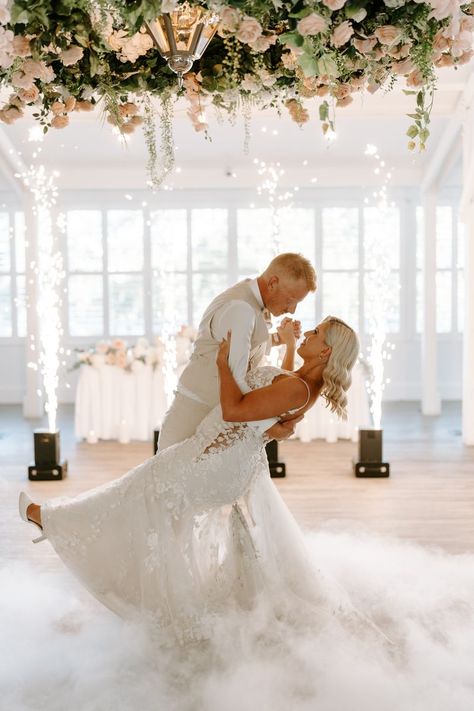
xmin=0 ymin=0 xmax=472 ymax=185
xmin=72 ymin=337 xmax=161 ymax=372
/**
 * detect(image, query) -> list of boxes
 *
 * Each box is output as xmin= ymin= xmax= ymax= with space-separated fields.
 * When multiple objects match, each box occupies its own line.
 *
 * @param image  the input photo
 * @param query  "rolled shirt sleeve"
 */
xmin=211 ymin=300 xmax=278 ymax=432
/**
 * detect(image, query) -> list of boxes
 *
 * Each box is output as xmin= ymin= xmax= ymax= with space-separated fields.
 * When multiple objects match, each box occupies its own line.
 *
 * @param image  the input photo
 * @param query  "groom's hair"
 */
xmin=265 ymin=253 xmax=317 ymax=291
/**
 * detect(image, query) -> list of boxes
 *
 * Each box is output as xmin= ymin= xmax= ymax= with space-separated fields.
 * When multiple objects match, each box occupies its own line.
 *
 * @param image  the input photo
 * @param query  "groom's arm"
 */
xmin=212 ymin=301 xmax=277 ymax=431
xmin=212 ymin=301 xmax=255 ymax=392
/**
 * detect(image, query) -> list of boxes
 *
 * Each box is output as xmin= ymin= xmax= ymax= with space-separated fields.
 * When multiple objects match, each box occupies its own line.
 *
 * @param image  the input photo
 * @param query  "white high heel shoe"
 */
xmin=19 ymin=491 xmax=46 ymax=544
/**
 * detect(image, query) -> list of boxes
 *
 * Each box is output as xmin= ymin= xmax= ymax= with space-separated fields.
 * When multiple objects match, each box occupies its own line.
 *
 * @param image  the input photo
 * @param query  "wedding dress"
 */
xmin=42 ymin=366 xmax=364 ymax=645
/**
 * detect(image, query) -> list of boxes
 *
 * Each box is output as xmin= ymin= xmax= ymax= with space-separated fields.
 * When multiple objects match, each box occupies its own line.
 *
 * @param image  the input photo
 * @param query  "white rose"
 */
xmin=0 ymin=5 xmax=10 ymax=24
xmin=427 ymin=0 xmax=460 ymax=22
xmin=0 ymin=50 xmax=12 ymax=68
xmin=60 ymin=46 xmax=84 ymax=66
xmin=241 ymin=73 xmax=260 ymax=93
xmin=297 ymin=13 xmax=327 ymax=37
xmin=332 ymin=21 xmax=354 ymax=48
xmin=236 ymin=17 xmax=262 ymax=45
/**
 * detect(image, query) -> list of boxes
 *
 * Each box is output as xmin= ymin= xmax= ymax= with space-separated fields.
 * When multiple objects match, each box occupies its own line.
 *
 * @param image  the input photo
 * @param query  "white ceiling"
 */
xmin=0 ymin=65 xmax=471 ymax=192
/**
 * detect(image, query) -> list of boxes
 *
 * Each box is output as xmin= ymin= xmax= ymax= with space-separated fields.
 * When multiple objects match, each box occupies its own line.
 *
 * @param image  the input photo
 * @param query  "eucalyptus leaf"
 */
xmin=298 ymin=53 xmax=319 ymax=78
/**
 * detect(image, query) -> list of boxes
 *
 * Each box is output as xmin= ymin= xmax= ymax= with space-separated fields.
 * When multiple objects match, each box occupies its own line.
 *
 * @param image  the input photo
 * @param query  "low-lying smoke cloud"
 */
xmin=2 ymin=530 xmax=474 ymax=711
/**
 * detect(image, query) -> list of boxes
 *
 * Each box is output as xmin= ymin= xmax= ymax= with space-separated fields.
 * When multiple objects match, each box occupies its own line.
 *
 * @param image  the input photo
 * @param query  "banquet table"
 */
xmin=74 ymin=359 xmax=370 ymax=445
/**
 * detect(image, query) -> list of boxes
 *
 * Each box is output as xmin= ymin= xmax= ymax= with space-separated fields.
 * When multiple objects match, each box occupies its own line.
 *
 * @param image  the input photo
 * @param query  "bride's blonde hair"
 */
xmin=320 ymin=316 xmax=359 ymax=421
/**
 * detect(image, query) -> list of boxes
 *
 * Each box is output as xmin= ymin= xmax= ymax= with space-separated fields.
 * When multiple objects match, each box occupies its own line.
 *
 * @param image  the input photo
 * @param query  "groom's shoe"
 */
xmin=19 ymin=492 xmax=46 ymax=544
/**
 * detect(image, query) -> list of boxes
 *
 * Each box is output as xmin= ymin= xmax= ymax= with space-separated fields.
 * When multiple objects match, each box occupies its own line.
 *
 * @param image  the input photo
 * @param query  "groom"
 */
xmin=158 ymin=252 xmax=317 ymax=450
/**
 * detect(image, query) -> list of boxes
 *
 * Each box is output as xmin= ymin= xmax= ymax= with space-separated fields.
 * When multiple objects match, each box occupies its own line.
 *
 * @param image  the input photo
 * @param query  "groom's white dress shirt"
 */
xmin=158 ymin=278 xmax=276 ymax=450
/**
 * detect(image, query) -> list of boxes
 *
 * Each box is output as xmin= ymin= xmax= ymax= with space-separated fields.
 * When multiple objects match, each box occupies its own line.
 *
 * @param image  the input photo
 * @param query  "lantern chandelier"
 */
xmin=145 ymin=4 xmax=219 ymax=89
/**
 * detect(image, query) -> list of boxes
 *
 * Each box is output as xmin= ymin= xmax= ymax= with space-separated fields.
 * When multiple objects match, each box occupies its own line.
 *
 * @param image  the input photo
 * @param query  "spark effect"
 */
xmin=23 ymin=165 xmax=65 ymax=432
xmin=154 ymin=268 xmax=178 ymax=407
xmin=363 ymin=144 xmax=397 ymax=429
xmin=253 ymin=158 xmax=297 ymax=254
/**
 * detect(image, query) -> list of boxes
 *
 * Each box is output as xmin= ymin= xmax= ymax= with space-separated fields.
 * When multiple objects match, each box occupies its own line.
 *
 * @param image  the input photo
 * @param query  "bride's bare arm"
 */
xmin=278 ymin=319 xmax=297 ymax=371
xmin=216 ymin=333 xmax=307 ymax=422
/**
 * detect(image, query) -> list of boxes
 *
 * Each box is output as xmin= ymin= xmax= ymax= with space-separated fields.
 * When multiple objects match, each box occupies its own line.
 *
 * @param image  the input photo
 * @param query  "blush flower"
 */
xmin=18 ymin=85 xmax=39 ymax=103
xmin=323 ymin=0 xmax=347 ymax=9
xmin=60 ymin=46 xmax=84 ymax=66
xmin=51 ymin=114 xmax=69 ymax=129
xmin=12 ymin=36 xmax=31 ymax=57
xmin=297 ymin=13 xmax=327 ymax=37
xmin=332 ymin=21 xmax=354 ymax=47
xmin=236 ymin=17 xmax=262 ymax=44
xmin=374 ymin=25 xmax=402 ymax=45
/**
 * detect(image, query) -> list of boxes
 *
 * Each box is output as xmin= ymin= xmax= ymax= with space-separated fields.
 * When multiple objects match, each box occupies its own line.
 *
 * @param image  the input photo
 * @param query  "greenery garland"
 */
xmin=0 ymin=0 xmax=472 ymax=186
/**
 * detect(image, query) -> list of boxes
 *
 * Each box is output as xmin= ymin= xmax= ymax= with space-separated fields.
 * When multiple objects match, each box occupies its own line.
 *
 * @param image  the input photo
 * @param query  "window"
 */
xmin=0 ymin=210 xmax=25 ymax=337
xmin=321 ymin=207 xmax=359 ymax=329
xmin=67 ymin=210 xmax=103 ymax=337
xmin=416 ymin=205 xmax=463 ymax=334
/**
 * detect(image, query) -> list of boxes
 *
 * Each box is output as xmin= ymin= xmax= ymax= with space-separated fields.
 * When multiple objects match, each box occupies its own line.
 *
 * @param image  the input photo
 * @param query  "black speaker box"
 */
xmin=265 ymin=439 xmax=286 ymax=478
xmin=28 ymin=461 xmax=68 ymax=481
xmin=358 ymin=429 xmax=382 ymax=462
xmin=34 ymin=429 xmax=60 ymax=465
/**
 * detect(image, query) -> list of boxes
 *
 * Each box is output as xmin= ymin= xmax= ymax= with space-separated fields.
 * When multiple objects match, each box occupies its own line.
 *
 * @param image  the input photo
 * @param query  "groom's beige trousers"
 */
xmin=158 ymin=393 xmax=212 ymax=451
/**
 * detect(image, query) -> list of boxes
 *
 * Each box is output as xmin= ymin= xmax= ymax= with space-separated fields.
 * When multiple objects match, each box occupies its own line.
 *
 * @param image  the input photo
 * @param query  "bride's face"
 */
xmin=297 ymin=323 xmax=331 ymax=363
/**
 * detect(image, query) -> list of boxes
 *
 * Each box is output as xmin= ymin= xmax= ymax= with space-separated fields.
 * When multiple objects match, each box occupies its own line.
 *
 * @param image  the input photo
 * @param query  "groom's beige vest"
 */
xmin=178 ymin=279 xmax=269 ymax=408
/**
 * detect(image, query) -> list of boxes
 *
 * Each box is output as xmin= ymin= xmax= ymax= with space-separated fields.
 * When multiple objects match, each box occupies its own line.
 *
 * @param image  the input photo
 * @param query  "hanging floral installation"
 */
xmin=0 ymin=0 xmax=472 ymax=186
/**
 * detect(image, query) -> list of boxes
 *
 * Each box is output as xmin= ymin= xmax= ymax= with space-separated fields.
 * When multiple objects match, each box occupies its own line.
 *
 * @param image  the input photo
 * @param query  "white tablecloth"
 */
xmin=75 ymin=360 xmax=370 ymax=445
xmin=75 ymin=363 xmax=167 ymax=444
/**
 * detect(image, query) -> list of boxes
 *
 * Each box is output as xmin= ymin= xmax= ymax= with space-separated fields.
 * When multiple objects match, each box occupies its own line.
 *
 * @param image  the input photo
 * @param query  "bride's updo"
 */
xmin=320 ymin=316 xmax=359 ymax=420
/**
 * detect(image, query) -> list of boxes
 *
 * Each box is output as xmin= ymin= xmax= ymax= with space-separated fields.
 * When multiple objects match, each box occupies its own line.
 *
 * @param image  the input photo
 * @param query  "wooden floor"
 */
xmin=1 ymin=403 xmax=474 ymax=576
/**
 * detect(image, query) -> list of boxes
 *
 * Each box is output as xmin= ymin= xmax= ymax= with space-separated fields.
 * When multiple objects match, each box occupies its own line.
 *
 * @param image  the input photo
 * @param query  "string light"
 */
xmin=254 ymin=158 xmax=295 ymax=255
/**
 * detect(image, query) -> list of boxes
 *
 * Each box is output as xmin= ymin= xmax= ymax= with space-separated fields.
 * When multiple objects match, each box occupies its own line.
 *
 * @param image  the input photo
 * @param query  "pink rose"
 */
xmin=374 ymin=25 xmax=402 ymax=46
xmin=51 ymin=114 xmax=69 ymax=128
xmin=18 ymin=85 xmax=39 ymax=103
xmin=60 ymin=46 xmax=84 ymax=66
xmin=406 ymin=69 xmax=425 ymax=87
xmin=51 ymin=100 xmax=65 ymax=115
xmin=65 ymin=96 xmax=76 ymax=112
xmin=336 ymin=95 xmax=353 ymax=107
xmin=112 ymin=338 xmax=126 ymax=350
xmin=353 ymin=37 xmax=377 ymax=54
xmin=12 ymin=36 xmax=31 ymax=57
xmin=332 ymin=21 xmax=354 ymax=47
xmin=119 ymin=102 xmax=138 ymax=117
xmin=75 ymin=100 xmax=94 ymax=111
xmin=250 ymin=34 xmax=277 ymax=52
xmin=11 ymin=71 xmax=35 ymax=90
xmin=297 ymin=13 xmax=327 ymax=37
xmin=236 ymin=17 xmax=262 ymax=44
xmin=323 ymin=0 xmax=347 ymax=9
xmin=391 ymin=58 xmax=415 ymax=75
xmin=219 ymin=6 xmax=240 ymax=31
xmin=435 ymin=53 xmax=454 ymax=67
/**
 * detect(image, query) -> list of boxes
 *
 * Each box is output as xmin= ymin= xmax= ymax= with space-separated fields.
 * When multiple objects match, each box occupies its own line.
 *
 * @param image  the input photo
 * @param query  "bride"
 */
xmin=19 ymin=316 xmax=359 ymax=643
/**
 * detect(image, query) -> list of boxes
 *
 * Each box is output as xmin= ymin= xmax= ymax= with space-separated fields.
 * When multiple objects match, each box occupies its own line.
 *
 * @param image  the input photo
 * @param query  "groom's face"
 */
xmin=265 ymin=276 xmax=309 ymax=317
